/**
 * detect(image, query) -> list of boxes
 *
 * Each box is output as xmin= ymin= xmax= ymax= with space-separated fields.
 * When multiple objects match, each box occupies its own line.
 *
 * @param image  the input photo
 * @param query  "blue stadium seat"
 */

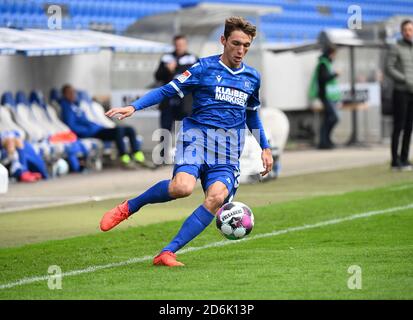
xmin=1 ymin=92 xmax=15 ymax=108
xmin=29 ymin=91 xmax=44 ymax=107
xmin=16 ymin=91 xmax=29 ymax=106
xmin=2 ymin=0 xmax=412 ymax=37
xmin=49 ymin=88 xmax=60 ymax=105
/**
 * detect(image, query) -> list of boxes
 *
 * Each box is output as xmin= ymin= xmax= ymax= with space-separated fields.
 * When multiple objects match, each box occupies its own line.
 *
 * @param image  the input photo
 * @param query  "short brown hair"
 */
xmin=401 ymin=19 xmax=413 ymax=31
xmin=224 ymin=16 xmax=256 ymax=39
xmin=173 ymin=34 xmax=186 ymax=42
xmin=61 ymin=84 xmax=73 ymax=96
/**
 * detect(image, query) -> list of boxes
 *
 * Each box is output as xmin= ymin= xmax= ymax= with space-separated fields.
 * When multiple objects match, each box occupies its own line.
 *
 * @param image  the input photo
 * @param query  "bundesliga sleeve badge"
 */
xmin=177 ymin=70 xmax=192 ymax=83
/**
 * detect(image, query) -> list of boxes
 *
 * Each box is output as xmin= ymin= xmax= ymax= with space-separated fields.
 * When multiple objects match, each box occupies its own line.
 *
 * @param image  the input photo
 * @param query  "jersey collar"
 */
xmin=218 ymin=59 xmax=245 ymax=75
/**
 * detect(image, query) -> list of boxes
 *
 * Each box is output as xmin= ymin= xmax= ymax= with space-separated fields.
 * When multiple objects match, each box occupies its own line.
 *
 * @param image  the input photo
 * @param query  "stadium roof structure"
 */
xmin=0 ymin=28 xmax=172 ymax=56
xmin=126 ymin=2 xmax=282 ymax=42
xmin=264 ymin=28 xmax=385 ymax=53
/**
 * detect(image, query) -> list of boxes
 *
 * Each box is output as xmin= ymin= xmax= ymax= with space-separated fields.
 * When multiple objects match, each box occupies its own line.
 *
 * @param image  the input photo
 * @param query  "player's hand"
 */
xmin=105 ymin=106 xmax=135 ymax=120
xmin=166 ymin=61 xmax=177 ymax=73
xmin=260 ymin=148 xmax=273 ymax=177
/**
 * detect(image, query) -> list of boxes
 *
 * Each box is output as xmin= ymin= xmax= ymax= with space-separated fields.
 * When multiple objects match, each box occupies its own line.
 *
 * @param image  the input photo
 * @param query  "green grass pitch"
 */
xmin=0 ymin=172 xmax=412 ymax=299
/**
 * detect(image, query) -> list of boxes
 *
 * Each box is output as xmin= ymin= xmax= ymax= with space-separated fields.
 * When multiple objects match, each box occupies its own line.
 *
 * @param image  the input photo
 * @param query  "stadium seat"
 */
xmin=49 ymin=88 xmax=62 ymax=117
xmin=0 ymin=100 xmax=26 ymax=140
xmin=14 ymin=91 xmax=46 ymax=142
xmin=77 ymin=91 xmax=116 ymax=129
xmin=1 ymin=92 xmax=52 ymax=165
xmin=29 ymin=90 xmax=104 ymax=172
xmin=29 ymin=91 xmax=62 ymax=135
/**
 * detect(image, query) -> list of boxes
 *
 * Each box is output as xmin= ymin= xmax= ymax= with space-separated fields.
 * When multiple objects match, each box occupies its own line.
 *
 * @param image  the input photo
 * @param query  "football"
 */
xmin=216 ymin=202 xmax=254 ymax=240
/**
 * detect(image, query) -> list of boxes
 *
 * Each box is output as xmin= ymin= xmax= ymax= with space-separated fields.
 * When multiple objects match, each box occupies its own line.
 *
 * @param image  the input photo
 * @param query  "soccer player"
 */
xmin=100 ymin=16 xmax=273 ymax=267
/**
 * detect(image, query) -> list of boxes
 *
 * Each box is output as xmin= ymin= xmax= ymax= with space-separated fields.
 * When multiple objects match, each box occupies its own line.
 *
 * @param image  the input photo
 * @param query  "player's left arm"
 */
xmin=246 ymin=110 xmax=273 ymax=176
xmin=245 ymin=78 xmax=273 ymax=176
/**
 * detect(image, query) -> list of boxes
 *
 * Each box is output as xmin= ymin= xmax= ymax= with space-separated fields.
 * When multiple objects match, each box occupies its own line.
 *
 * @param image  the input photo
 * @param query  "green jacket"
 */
xmin=386 ymin=39 xmax=413 ymax=93
xmin=309 ymin=56 xmax=342 ymax=102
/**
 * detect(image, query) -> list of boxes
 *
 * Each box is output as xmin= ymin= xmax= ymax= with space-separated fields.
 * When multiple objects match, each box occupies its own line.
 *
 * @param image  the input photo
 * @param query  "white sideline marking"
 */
xmin=390 ymin=184 xmax=413 ymax=191
xmin=1 ymin=203 xmax=413 ymax=291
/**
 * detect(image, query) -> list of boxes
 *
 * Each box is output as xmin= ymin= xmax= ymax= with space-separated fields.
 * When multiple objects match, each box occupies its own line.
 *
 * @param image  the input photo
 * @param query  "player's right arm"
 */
xmin=105 ymin=84 xmax=180 ymax=120
xmin=106 ymin=62 xmax=202 ymax=121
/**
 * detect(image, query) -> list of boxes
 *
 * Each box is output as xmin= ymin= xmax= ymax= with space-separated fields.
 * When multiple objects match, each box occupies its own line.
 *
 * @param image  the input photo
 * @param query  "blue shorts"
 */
xmin=173 ymin=163 xmax=240 ymax=204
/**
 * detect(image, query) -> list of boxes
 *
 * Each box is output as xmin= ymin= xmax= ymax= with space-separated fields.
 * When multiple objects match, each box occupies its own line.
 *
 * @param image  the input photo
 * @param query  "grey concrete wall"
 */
xmin=0 ymin=51 xmax=111 ymax=100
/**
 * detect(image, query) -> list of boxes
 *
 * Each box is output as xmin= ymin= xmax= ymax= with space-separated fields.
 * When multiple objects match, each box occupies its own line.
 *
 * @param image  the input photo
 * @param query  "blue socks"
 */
xmin=127 ymin=180 xmax=174 ymax=214
xmin=128 ymin=180 xmax=215 ymax=253
xmin=162 ymin=205 xmax=215 ymax=253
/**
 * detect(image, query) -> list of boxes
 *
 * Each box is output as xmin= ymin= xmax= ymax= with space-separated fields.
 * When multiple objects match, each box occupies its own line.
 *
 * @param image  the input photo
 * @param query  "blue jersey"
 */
xmin=169 ymin=55 xmax=262 ymax=166
xmin=169 ymin=54 xmax=260 ymax=130
xmin=130 ymin=54 xmax=268 ymax=166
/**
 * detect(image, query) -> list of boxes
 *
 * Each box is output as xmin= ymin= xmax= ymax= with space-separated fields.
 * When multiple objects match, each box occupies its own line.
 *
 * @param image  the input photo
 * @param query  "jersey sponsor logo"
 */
xmin=177 ymin=70 xmax=192 ymax=83
xmin=216 ymin=75 xmax=222 ymax=82
xmin=215 ymin=86 xmax=248 ymax=107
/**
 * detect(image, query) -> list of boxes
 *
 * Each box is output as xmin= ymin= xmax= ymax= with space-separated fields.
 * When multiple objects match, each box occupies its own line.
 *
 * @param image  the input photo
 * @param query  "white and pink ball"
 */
xmin=216 ymin=202 xmax=254 ymax=240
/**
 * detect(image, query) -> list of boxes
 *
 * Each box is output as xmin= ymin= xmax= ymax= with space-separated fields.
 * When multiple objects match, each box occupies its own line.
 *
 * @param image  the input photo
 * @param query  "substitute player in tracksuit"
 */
xmin=100 ymin=17 xmax=273 ymax=267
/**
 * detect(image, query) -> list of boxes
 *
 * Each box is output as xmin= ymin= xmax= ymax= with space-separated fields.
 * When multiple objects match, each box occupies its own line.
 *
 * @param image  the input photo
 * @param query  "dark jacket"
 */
xmin=386 ymin=39 xmax=413 ymax=93
xmin=154 ymin=51 xmax=198 ymax=119
xmin=317 ymin=55 xmax=338 ymax=101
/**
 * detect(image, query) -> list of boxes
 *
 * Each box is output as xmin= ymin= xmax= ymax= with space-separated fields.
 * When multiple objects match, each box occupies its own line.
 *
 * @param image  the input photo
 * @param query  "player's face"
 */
xmin=221 ymin=30 xmax=252 ymax=68
xmin=174 ymin=38 xmax=188 ymax=56
xmin=64 ymin=87 xmax=76 ymax=103
xmin=402 ymin=22 xmax=413 ymax=41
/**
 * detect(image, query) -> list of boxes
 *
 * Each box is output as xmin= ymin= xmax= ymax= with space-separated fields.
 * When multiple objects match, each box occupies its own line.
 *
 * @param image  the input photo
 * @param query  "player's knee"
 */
xmin=169 ymin=182 xmax=193 ymax=198
xmin=204 ymin=193 xmax=226 ymax=213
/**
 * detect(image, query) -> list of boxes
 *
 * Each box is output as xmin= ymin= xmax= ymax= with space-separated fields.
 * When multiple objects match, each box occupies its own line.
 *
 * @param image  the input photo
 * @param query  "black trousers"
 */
xmin=319 ymin=98 xmax=339 ymax=147
xmin=391 ymin=90 xmax=413 ymax=163
xmin=93 ymin=126 xmax=139 ymax=156
xmin=160 ymin=97 xmax=188 ymax=131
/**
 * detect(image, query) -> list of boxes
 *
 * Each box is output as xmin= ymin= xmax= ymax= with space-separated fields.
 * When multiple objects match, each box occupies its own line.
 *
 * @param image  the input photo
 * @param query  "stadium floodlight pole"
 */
xmin=347 ymin=45 xmax=360 ymax=146
xmin=255 ymin=12 xmax=264 ymax=106
xmin=173 ymin=11 xmax=181 ymax=36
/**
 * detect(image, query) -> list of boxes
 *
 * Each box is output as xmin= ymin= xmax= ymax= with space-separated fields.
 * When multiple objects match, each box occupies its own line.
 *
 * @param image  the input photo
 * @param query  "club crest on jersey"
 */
xmin=215 ymin=86 xmax=248 ymax=107
xmin=244 ymin=80 xmax=251 ymax=89
xmin=177 ymin=70 xmax=192 ymax=83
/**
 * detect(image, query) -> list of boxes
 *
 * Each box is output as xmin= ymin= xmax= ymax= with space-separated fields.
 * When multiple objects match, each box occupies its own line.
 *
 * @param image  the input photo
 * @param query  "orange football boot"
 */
xmin=100 ymin=201 xmax=129 ymax=231
xmin=153 ymin=251 xmax=184 ymax=267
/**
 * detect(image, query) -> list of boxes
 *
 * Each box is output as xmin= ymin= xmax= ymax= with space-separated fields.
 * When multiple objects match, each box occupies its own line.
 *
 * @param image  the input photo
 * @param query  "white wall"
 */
xmin=0 ymin=51 xmax=111 ymax=99
xmin=262 ymin=50 xmax=320 ymax=110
